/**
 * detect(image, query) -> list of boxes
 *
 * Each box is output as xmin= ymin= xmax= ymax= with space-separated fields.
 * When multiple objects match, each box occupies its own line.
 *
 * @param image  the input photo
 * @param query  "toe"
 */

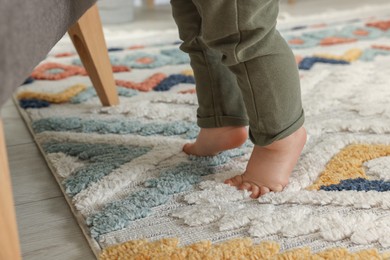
xmin=224 ymin=175 xmax=243 ymax=187
xmin=224 ymin=178 xmax=233 ymax=186
xmin=250 ymin=185 xmax=261 ymax=198
xmin=239 ymin=182 xmax=252 ymax=191
xmin=260 ymin=186 xmax=271 ymax=196
xmin=271 ymin=184 xmax=284 ymax=192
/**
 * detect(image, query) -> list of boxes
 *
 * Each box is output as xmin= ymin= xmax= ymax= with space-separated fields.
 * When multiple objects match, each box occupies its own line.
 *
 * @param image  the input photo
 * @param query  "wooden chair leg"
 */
xmin=68 ymin=4 xmax=119 ymax=107
xmin=0 ymin=119 xmax=22 ymax=260
xmin=146 ymin=0 xmax=155 ymax=9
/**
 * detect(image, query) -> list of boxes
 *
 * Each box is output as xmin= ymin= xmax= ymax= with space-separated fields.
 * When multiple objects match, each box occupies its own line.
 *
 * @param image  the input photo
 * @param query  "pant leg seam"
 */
xmin=235 ymin=1 xmax=260 ymax=131
xmin=243 ymin=61 xmax=261 ymax=132
xmin=198 ymin=38 xmax=219 ymax=125
xmin=233 ymin=0 xmax=240 ymax=63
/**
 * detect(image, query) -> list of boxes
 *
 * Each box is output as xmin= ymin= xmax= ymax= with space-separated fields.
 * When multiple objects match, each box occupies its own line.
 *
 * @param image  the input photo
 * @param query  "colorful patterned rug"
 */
xmin=15 ymin=7 xmax=390 ymax=259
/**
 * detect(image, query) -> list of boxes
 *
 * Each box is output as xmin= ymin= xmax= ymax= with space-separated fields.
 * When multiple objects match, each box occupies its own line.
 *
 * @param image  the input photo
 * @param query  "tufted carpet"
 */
xmin=16 ymin=6 xmax=390 ymax=259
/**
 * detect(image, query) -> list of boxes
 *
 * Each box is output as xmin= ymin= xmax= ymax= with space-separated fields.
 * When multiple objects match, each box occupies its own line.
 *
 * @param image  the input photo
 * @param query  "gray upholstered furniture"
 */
xmin=1 ymin=1 xmax=92 ymax=106
xmin=0 ymin=1 xmax=119 ymax=259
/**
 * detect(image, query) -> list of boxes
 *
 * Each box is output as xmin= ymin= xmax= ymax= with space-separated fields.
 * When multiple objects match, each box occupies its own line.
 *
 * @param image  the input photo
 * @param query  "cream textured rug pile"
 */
xmin=16 ymin=6 xmax=390 ymax=259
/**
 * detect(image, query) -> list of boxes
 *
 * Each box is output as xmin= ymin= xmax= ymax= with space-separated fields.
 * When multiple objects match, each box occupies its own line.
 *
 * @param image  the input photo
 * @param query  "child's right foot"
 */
xmin=224 ymin=127 xmax=307 ymax=198
xmin=183 ymin=126 xmax=248 ymax=156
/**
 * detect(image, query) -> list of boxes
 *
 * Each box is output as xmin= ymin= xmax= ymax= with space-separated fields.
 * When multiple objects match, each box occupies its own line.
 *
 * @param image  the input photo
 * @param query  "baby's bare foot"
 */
xmin=225 ymin=127 xmax=307 ymax=198
xmin=183 ymin=126 xmax=248 ymax=156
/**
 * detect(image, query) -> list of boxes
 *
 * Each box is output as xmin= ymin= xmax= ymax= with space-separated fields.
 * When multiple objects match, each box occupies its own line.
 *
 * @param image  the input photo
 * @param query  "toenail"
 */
xmin=250 ymin=187 xmax=260 ymax=199
xmin=260 ymin=186 xmax=270 ymax=195
xmin=273 ymin=185 xmax=284 ymax=192
xmin=241 ymin=183 xmax=251 ymax=190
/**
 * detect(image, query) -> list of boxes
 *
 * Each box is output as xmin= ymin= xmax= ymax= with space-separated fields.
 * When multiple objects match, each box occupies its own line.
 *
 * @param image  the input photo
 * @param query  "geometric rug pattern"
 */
xmin=15 ymin=12 xmax=390 ymax=259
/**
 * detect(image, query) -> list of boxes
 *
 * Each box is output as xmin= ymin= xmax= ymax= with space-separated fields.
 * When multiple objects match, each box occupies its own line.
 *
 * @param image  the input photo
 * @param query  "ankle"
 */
xmin=263 ymin=127 xmax=307 ymax=151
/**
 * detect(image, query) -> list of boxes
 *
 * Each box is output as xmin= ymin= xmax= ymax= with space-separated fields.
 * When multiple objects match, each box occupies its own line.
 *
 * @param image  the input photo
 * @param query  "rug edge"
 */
xmin=12 ymin=95 xmax=102 ymax=259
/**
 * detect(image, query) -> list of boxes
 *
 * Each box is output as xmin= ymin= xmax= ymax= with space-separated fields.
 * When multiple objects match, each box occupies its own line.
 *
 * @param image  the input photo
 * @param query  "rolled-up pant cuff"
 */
xmin=249 ymin=110 xmax=305 ymax=147
xmin=197 ymin=116 xmax=249 ymax=128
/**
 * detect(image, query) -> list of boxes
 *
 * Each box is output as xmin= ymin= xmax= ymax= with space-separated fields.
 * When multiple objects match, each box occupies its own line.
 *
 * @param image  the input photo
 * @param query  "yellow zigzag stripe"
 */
xmin=181 ymin=69 xmax=194 ymax=76
xmin=314 ymin=48 xmax=363 ymax=62
xmin=99 ymin=238 xmax=388 ymax=259
xmin=17 ymin=84 xmax=87 ymax=103
xmin=308 ymin=144 xmax=390 ymax=190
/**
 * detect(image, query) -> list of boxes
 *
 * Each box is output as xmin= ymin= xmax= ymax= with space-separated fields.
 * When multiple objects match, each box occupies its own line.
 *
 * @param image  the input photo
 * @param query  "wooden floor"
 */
xmin=2 ymin=100 xmax=96 ymax=260
xmin=3 ymin=1 xmax=388 ymax=259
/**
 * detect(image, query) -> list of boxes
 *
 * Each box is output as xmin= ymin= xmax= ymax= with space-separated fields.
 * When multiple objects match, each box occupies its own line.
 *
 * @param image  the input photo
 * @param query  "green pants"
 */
xmin=170 ymin=0 xmax=304 ymax=146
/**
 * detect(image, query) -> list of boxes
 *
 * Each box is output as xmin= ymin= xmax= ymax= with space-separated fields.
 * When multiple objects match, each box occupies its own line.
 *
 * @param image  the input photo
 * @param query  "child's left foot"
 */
xmin=224 ymin=127 xmax=307 ymax=198
xmin=183 ymin=126 xmax=248 ymax=156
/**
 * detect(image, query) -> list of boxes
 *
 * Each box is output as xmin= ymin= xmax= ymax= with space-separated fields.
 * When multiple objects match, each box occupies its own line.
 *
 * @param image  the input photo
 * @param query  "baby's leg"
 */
xmin=191 ymin=0 xmax=306 ymax=198
xmin=171 ymin=0 xmax=249 ymax=156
